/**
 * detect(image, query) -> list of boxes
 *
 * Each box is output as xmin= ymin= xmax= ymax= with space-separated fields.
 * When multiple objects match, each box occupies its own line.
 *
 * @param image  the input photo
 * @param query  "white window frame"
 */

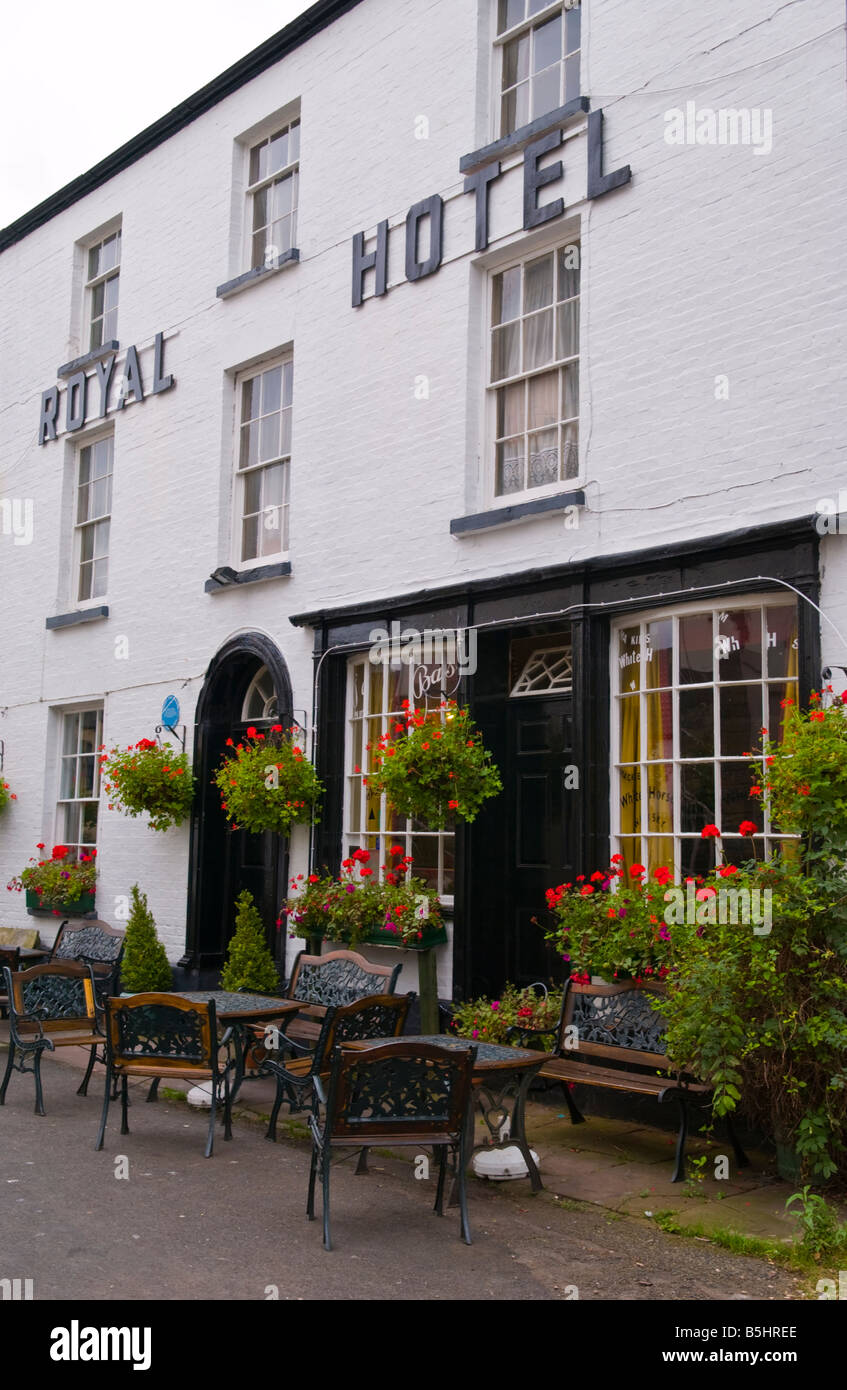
xmin=73 ymin=432 xmax=114 ymax=604
xmin=610 ymin=595 xmax=801 ymax=878
xmin=56 ymin=706 xmax=104 ymax=859
xmin=343 ymin=655 xmax=456 ymax=904
xmin=83 ymin=225 xmax=121 ymax=352
xmin=232 ymin=357 xmax=293 ymax=568
xmin=244 ymin=117 xmax=300 ymax=273
xmin=492 ymin=0 xmax=581 ymax=141
xmin=486 ymin=237 xmax=580 ymax=506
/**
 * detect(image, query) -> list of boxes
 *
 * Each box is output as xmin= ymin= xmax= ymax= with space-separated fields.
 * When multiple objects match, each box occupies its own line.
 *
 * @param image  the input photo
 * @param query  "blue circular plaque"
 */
xmin=161 ymin=695 xmax=180 ymax=729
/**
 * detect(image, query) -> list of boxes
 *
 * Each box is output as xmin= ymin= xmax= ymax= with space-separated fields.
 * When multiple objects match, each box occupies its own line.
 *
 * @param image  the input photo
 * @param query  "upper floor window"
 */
xmin=489 ymin=240 xmax=579 ymax=498
xmin=235 ymin=359 xmax=292 ymax=564
xmin=246 ymin=119 xmax=300 ymax=271
xmin=85 ymin=229 xmax=121 ymax=351
xmin=497 ymin=1 xmax=581 ymax=137
xmin=75 ymin=435 xmax=113 ymax=601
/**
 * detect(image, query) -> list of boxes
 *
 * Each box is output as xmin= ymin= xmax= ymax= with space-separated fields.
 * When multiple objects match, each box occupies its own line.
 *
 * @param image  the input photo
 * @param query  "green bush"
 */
xmin=121 ymin=885 xmax=173 ymax=992
xmin=221 ymin=890 xmax=280 ymax=994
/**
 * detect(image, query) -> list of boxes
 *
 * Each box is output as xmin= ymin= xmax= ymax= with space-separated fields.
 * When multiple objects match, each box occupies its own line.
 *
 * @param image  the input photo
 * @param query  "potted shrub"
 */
xmin=100 ymin=738 xmax=195 ymax=832
xmin=0 ymin=780 xmax=17 ymax=814
xmin=121 ymin=884 xmax=173 ymax=992
xmin=213 ymin=725 xmax=322 ymax=835
xmin=220 ymin=890 xmax=280 ymax=995
xmin=366 ymin=699 xmax=502 ymax=830
xmin=7 ymin=843 xmax=98 ymax=915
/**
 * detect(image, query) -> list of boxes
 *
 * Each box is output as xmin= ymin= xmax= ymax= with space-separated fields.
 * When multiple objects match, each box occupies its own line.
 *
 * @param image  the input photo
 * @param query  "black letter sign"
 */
xmin=405 ymin=195 xmax=444 ymax=283
xmin=523 ymin=132 xmax=564 ymax=231
xmin=352 ymin=220 xmax=388 ymax=307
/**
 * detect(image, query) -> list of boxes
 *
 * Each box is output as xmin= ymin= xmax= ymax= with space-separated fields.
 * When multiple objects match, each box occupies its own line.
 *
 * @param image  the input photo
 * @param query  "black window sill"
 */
xmin=459 ymin=98 xmax=589 ymax=176
xmin=450 ymin=490 xmax=585 ymax=536
xmin=45 ymin=605 xmax=109 ymax=630
xmin=57 ymin=342 xmax=120 ymax=378
xmin=216 ymin=250 xmax=300 ymax=300
xmin=205 ymin=561 xmax=291 ymax=593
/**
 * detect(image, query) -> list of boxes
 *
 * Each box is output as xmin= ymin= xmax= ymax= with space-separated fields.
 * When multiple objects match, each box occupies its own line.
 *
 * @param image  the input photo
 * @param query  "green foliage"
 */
xmin=785 ymin=1186 xmax=847 ymax=1261
xmin=366 ymin=700 xmax=502 ymax=830
xmin=7 ymin=843 xmax=97 ymax=907
xmin=0 ymin=779 xmax=16 ymax=814
xmin=214 ymin=726 xmax=322 ymax=836
xmin=282 ymin=848 xmax=443 ymax=947
xmin=102 ymin=738 xmax=195 ymax=832
xmin=449 ymin=982 xmax=563 ymax=1047
xmin=121 ymin=885 xmax=172 ymax=992
xmin=543 ymin=859 xmax=681 ymax=981
xmin=221 ymin=890 xmax=280 ymax=994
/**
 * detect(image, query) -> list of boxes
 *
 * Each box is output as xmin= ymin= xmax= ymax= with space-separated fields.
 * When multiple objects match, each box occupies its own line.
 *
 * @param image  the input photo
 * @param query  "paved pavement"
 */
xmin=0 ymin=1051 xmax=803 ymax=1302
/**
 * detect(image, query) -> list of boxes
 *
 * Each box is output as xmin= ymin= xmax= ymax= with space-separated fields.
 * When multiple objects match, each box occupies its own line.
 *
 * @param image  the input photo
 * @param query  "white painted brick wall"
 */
xmin=1 ymin=0 xmax=845 ymax=989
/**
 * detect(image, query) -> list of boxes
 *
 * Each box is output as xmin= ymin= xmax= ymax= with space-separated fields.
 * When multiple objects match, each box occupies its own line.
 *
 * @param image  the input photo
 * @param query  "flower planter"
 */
xmin=357 ymin=922 xmax=448 ymax=951
xmin=26 ymin=890 xmax=96 ymax=917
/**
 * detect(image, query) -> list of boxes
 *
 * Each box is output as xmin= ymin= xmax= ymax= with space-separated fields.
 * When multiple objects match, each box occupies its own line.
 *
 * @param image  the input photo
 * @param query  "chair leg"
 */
xmin=77 ymin=1045 xmax=97 ymax=1097
xmin=0 ymin=1040 xmax=15 ymax=1104
xmin=671 ymin=1096 xmax=688 ymax=1182
xmin=95 ymin=1063 xmax=112 ymax=1150
xmin=120 ymin=1075 xmax=130 ymax=1136
xmin=146 ymin=1078 xmax=160 ymax=1104
xmin=322 ymin=1153 xmax=332 ymax=1252
xmin=222 ymin=1070 xmax=232 ymax=1143
xmin=33 ymin=1050 xmax=46 ymax=1117
xmin=455 ymin=1143 xmax=472 ymax=1246
xmin=265 ymin=1078 xmax=284 ymax=1142
xmin=206 ymin=1072 xmax=217 ymax=1159
xmin=307 ymin=1145 xmax=319 ymax=1221
xmin=434 ymin=1147 xmax=447 ymax=1215
xmin=562 ymin=1080 xmax=585 ymax=1125
xmin=725 ymin=1113 xmax=750 ymax=1170
xmin=355 ymin=1147 xmax=369 ymax=1175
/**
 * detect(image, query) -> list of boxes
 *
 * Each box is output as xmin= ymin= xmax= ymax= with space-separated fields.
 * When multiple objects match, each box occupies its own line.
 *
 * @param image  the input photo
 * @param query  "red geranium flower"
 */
xmin=652 ymin=866 xmax=672 ymax=885
xmin=738 ymin=820 xmax=757 ymax=836
xmin=51 ymin=844 xmax=70 ymax=859
xmin=700 ymin=825 xmax=720 ymax=838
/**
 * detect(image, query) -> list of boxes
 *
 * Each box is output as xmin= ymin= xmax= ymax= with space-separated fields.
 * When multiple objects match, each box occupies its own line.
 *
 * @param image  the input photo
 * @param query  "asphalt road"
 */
xmin=0 ymin=1067 xmax=802 ymax=1304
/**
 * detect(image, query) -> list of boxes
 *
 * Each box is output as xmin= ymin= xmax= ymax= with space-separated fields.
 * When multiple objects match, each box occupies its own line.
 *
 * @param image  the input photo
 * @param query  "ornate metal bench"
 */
xmin=0 ymin=961 xmax=102 ymax=1114
xmin=508 ymin=979 xmax=749 ymax=1183
xmin=50 ymin=920 xmax=125 ymax=1003
xmin=246 ymin=948 xmax=402 ymax=1063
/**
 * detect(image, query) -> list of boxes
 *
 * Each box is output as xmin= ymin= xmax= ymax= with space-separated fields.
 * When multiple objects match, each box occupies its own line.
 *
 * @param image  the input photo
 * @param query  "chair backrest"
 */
xmin=51 ymin=919 xmax=125 ymax=972
xmin=309 ymin=992 xmax=412 ymax=1076
xmin=562 ymin=979 xmax=668 ymax=1066
xmin=323 ymin=1040 xmax=476 ymax=1144
xmin=5 ymin=961 xmax=96 ymax=1035
xmin=0 ymin=946 xmax=21 ymax=980
xmin=287 ymin=948 xmax=401 ymax=1007
xmin=105 ymin=994 xmax=217 ymax=1074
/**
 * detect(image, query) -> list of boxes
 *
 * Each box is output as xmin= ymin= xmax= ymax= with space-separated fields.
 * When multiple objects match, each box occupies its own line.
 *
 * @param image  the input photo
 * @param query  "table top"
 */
xmin=173 ymin=990 xmax=299 ymax=1022
xmin=346 ymin=1033 xmax=551 ymax=1072
xmin=19 ymin=947 xmax=50 ymax=960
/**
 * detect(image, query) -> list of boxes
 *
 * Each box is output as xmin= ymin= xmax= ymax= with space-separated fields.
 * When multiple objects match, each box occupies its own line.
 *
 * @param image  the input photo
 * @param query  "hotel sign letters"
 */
xmin=352 ymin=107 xmax=631 ymax=307
xmin=38 ymin=332 xmax=174 ymax=444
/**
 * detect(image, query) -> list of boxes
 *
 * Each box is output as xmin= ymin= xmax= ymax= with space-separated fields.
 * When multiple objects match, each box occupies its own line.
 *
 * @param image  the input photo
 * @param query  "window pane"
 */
xmin=528 ymin=429 xmax=558 ymax=487
xmin=679 ymin=613 xmax=713 ymax=684
xmin=768 ymin=682 xmax=798 ymax=746
xmin=532 ymin=63 xmax=561 ymax=118
xmin=503 ymin=33 xmax=529 ymax=86
xmin=91 ymin=477 xmax=109 ymax=518
xmin=618 ymin=626 xmax=642 ymax=694
xmin=528 ymin=370 xmax=557 ymax=429
xmin=645 ymin=692 xmax=673 ymax=759
xmin=252 ymin=186 xmax=268 ymax=232
xmin=252 ymin=231 xmax=268 ymax=269
xmin=720 ymin=684 xmax=762 ymax=757
xmin=271 ymin=217 xmax=292 ymax=257
xmin=87 ymin=245 xmax=99 ymax=280
xmin=565 ymin=5 xmax=581 ymax=52
xmin=289 ymin=121 xmax=300 ymax=164
xmin=765 ymin=606 xmax=798 ymax=680
xmin=562 ymin=360 xmax=578 ymax=419
xmin=564 ymin=52 xmax=580 ymax=102
xmin=91 ymin=558 xmax=108 ymax=598
xmin=249 ymin=142 xmax=262 ymax=184
xmin=561 ymin=421 xmax=578 ymax=477
xmin=618 ymin=694 xmax=640 ymax=762
xmin=647 ymin=836 xmax=675 ymax=876
xmin=499 ymin=0 xmax=524 ymax=31
xmin=680 ymin=763 xmax=715 ymax=832
xmin=80 ymin=527 xmax=95 ymax=563
xmin=76 ymin=483 xmax=90 ymax=526
xmin=647 ymin=764 xmax=674 ymax=834
xmin=718 ymin=609 xmax=762 ymax=681
xmin=524 ymin=253 xmax=554 ymax=312
xmin=240 ymin=420 xmax=260 ymax=469
xmin=242 ymin=514 xmax=259 ymax=561
xmin=679 ymin=836 xmax=715 ymax=878
xmin=268 ymin=129 xmax=289 ymax=174
xmin=263 ymin=462 xmax=284 ymax=506
xmin=259 ymin=412 xmax=280 ymax=463
xmin=282 ymin=361 xmax=294 ymax=408
xmin=721 ymin=762 xmax=755 ymax=833
xmin=556 ymin=300 xmax=579 ymax=359
xmin=60 ymin=756 xmax=77 ymax=800
xmin=78 ymin=755 xmax=96 ymax=799
xmin=81 ymin=802 xmax=99 ymax=845
xmin=493 ymin=266 xmax=521 ymax=325
xmin=679 ymin=687 xmax=714 ymax=758
xmin=78 ymin=564 xmax=92 ymax=602
xmin=523 ymin=308 xmax=553 ymax=369
xmin=280 ymin=405 xmax=292 ymax=456
xmin=497 ymin=381 xmax=524 ymax=438
xmin=533 ymin=14 xmax=562 ymax=72
xmin=243 ymin=470 xmax=262 ymax=515
xmin=92 ymin=439 xmax=111 ymax=477
xmin=93 ymin=520 xmax=110 ymax=558
xmin=501 ymin=84 xmax=529 ymax=134
xmin=492 ymin=322 xmax=521 ymax=380
xmin=104 ymin=275 xmax=119 ymax=310
xmin=101 ymin=233 xmax=119 ymax=272
xmin=273 ymin=174 xmax=293 ymax=218
xmin=645 ymin=618 xmax=672 ymax=689
xmin=62 ymin=713 xmax=79 ymax=756
xmin=557 ymin=244 xmax=580 ymax=301
xmin=496 ymin=440 xmax=524 ymax=494
xmin=241 ymin=377 xmax=258 ymax=423
xmin=91 ymin=281 xmax=104 ymax=319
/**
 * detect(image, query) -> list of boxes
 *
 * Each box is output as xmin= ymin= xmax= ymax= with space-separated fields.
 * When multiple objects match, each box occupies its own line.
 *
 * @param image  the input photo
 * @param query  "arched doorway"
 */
xmin=181 ymin=633 xmax=293 ymax=978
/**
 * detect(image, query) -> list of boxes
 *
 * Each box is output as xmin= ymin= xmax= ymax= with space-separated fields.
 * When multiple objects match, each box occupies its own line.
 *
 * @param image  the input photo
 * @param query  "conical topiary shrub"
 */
xmin=220 ymin=890 xmax=280 ymax=994
xmin=121 ymin=884 xmax=173 ymax=992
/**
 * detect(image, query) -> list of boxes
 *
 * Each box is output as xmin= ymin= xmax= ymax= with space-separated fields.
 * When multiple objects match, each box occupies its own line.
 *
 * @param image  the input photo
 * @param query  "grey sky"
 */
xmin=0 ymin=1 xmax=314 ymax=228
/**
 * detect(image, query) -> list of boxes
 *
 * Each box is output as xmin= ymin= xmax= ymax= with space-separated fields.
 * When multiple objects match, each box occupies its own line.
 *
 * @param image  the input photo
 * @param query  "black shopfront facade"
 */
xmin=294 ymin=516 xmax=819 ymax=1002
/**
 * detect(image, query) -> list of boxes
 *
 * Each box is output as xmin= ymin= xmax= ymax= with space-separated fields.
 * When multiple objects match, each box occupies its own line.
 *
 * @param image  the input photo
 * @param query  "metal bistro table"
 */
xmin=148 ymin=991 xmax=301 ymax=1104
xmin=344 ymin=1033 xmax=552 ymax=1192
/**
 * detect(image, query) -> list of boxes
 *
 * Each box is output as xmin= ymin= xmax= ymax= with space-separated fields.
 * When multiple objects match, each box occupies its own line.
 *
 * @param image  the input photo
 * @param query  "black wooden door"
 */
xmin=468 ymin=693 xmax=575 ymax=996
